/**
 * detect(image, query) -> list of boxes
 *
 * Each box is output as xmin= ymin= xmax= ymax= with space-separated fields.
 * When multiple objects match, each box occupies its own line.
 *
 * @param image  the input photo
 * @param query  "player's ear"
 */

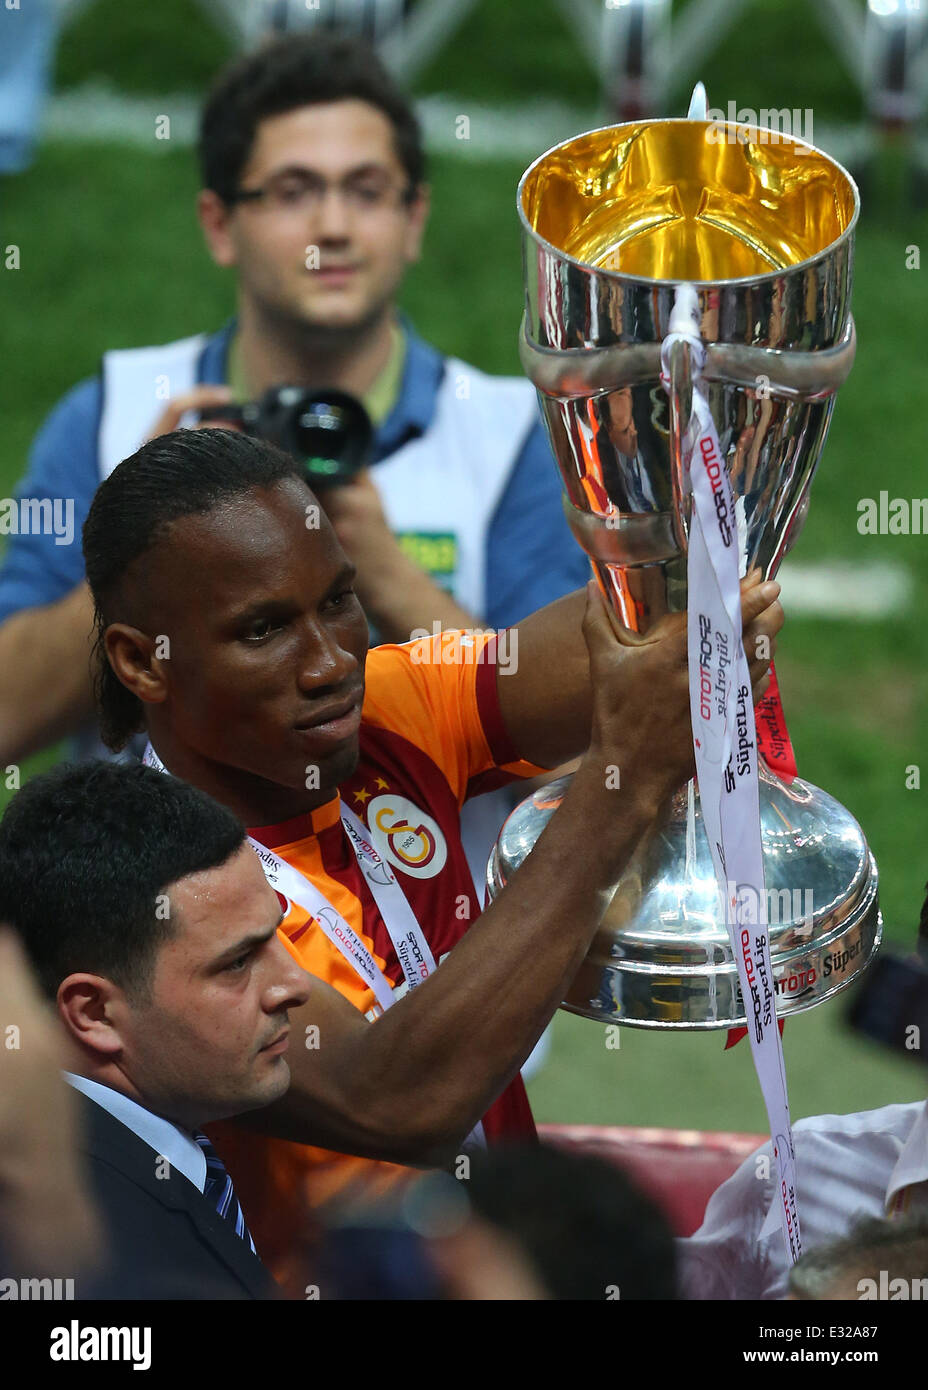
xmin=104 ymin=624 xmax=170 ymax=708
xmin=58 ymin=973 xmax=129 ymax=1059
xmin=403 ymin=182 xmax=430 ymax=264
xmin=198 ymin=188 xmax=238 ymax=269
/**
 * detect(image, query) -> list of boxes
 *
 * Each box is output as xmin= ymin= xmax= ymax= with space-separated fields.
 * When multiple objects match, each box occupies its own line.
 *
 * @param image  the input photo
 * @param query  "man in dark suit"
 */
xmin=76 ymin=1094 xmax=276 ymax=1300
xmin=0 ymin=760 xmax=311 ymax=1299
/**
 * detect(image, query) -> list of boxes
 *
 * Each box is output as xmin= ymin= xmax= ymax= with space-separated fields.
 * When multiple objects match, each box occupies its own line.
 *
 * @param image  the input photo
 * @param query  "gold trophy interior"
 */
xmin=522 ymin=121 xmax=857 ymax=284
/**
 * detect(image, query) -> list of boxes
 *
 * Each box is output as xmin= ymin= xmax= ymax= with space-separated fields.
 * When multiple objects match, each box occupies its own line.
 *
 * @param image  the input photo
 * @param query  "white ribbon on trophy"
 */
xmin=661 ymin=277 xmax=801 ymax=1264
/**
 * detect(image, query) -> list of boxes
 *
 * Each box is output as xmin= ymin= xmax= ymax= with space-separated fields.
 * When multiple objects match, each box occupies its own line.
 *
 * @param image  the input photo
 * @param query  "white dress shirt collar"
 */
xmin=885 ymin=1097 xmax=928 ymax=1212
xmin=755 ymin=1099 xmax=928 ymax=1242
xmin=63 ymin=1071 xmax=207 ymax=1194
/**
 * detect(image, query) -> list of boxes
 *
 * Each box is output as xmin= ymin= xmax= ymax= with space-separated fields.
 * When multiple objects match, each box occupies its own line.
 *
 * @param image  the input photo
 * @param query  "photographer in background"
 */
xmin=0 ymin=34 xmax=587 ymax=804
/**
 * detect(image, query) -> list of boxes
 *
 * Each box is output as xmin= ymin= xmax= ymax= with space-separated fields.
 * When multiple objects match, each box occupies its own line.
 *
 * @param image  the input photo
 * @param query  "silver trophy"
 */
xmin=488 ymin=117 xmax=881 ymax=1029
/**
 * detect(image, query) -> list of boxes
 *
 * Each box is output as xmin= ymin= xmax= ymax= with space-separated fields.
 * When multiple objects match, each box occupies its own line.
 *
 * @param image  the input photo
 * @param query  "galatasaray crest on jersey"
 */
xmin=366 ymin=794 xmax=448 ymax=879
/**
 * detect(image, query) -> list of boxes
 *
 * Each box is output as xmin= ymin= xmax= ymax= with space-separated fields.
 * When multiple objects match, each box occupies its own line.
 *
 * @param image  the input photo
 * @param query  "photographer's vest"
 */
xmin=96 ymin=334 xmax=543 ymax=894
xmin=97 ymin=334 xmax=541 ymax=621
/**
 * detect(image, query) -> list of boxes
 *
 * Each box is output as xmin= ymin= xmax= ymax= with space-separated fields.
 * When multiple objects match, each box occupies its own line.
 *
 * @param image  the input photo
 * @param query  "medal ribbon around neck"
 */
xmin=142 ymin=744 xmax=437 ymax=1011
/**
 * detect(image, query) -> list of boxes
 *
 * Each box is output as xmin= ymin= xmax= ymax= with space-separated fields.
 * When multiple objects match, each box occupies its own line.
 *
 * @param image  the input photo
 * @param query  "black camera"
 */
xmin=848 ymin=949 xmax=928 ymax=1062
xmin=199 ymin=385 xmax=373 ymax=488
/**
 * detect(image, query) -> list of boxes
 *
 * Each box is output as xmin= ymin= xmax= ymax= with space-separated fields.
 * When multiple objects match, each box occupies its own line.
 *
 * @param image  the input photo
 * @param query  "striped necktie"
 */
xmin=194 ymin=1133 xmax=257 ymax=1254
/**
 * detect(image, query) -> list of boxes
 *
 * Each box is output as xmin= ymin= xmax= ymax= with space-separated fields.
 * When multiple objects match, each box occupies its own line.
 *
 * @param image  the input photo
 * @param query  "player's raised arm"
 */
xmin=240 ymin=580 xmax=755 ymax=1163
xmin=495 ymin=570 xmax=784 ymax=770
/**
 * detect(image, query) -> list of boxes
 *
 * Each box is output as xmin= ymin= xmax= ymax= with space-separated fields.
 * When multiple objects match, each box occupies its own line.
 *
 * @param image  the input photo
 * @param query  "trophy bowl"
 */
xmin=488 ymin=118 xmax=881 ymax=1028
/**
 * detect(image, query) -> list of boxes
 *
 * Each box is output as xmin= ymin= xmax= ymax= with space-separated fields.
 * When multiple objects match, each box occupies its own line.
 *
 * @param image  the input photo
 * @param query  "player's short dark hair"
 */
xmin=0 ymin=761 xmax=246 ymax=1003
xmin=198 ymin=33 xmax=425 ymax=204
xmin=465 ymin=1142 xmax=678 ymax=1299
xmin=82 ymin=428 xmax=304 ymax=751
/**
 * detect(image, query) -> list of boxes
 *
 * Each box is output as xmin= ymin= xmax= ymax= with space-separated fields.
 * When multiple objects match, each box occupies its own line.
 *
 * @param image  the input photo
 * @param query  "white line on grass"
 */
xmin=776 ymin=559 xmax=912 ymax=620
xmin=41 ymin=84 xmax=600 ymax=158
xmin=42 ymin=83 xmax=879 ymax=166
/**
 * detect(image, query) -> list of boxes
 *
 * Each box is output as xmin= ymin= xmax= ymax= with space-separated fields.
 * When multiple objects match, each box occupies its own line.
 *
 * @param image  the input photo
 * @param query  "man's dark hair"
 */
xmin=0 ymin=761 xmax=246 ymax=1003
xmin=788 ymin=1213 xmax=928 ymax=1298
xmin=83 ymin=428 xmax=304 ymax=751
xmin=198 ymin=33 xmax=425 ymax=204
xmin=465 ymin=1142 xmax=678 ymax=1299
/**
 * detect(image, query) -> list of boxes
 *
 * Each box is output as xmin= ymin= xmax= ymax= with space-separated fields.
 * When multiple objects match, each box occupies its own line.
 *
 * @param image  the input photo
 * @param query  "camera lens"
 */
xmin=254 ymin=387 xmax=372 ymax=486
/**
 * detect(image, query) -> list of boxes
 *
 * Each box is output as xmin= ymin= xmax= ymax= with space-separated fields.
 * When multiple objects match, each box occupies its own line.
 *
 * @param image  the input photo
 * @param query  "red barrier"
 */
xmin=538 ymin=1124 xmax=766 ymax=1237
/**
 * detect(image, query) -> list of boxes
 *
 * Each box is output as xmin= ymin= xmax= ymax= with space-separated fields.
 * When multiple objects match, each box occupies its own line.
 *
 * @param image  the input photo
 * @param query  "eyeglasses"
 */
xmin=229 ymin=169 xmax=417 ymax=216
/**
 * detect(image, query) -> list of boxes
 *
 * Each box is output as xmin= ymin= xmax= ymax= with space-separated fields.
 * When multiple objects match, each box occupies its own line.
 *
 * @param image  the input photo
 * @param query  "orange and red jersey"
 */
xmin=209 ymin=631 xmax=544 ymax=1281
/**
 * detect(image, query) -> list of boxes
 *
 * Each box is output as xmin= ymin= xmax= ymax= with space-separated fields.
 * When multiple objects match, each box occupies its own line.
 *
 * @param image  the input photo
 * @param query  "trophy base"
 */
xmin=487 ymin=763 xmax=882 ymax=1030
